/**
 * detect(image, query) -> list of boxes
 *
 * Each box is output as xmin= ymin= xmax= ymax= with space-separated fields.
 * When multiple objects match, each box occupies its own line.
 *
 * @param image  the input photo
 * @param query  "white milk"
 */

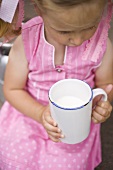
xmin=56 ymin=96 xmax=84 ymax=108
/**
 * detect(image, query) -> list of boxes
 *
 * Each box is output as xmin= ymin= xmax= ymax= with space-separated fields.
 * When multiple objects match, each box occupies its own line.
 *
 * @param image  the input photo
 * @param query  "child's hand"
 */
xmin=41 ymin=106 xmax=64 ymax=142
xmin=92 ymin=84 xmax=113 ymax=124
xmin=92 ymin=100 xmax=112 ymax=123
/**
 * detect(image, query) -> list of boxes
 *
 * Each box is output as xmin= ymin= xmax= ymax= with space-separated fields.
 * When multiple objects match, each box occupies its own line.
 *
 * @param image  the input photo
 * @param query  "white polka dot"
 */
xmin=32 ymin=162 xmax=36 ymax=166
xmin=15 ymin=156 xmax=18 ymax=159
xmin=72 ymin=149 xmax=76 ymax=152
xmin=16 ymin=129 xmax=19 ymax=133
xmin=22 ymin=126 xmax=25 ymax=129
xmin=45 ymin=159 xmax=48 ymax=162
xmin=77 ymin=165 xmax=80 ymax=169
xmin=8 ymin=166 xmax=11 ymax=169
xmin=23 ymin=131 xmax=27 ymax=134
xmin=68 ymin=164 xmax=71 ymax=168
xmin=58 ymin=164 xmax=62 ymax=168
xmin=6 ymin=147 xmax=9 ymax=151
xmin=89 ymin=138 xmax=92 ymax=142
xmin=63 ymin=158 xmax=67 ymax=162
xmin=82 ymin=149 xmax=85 ymax=152
xmin=38 ymin=160 xmax=41 ymax=164
xmin=48 ymin=164 xmax=52 ymax=168
xmin=68 ymin=153 xmax=72 ymax=157
xmin=10 ymin=143 xmax=14 ymax=146
xmin=16 ymin=166 xmax=20 ymax=169
xmin=3 ymin=121 xmax=7 ymax=125
xmin=40 ymin=165 xmax=44 ymax=169
xmin=77 ymin=153 xmax=81 ymax=157
xmin=55 ymin=150 xmax=58 ymax=154
xmin=12 ymin=149 xmax=16 ymax=153
xmin=30 ymin=155 xmax=33 ymax=159
xmin=3 ymin=133 xmax=7 ymax=136
xmin=42 ymin=141 xmax=45 ymax=145
xmin=19 ymin=146 xmax=22 ymax=149
xmin=82 ymin=159 xmax=85 ymax=163
xmin=28 ymin=149 xmax=31 ymax=152
xmin=85 ymin=144 xmax=89 ymax=147
xmin=86 ymin=154 xmax=89 ymax=158
xmin=67 ymin=146 xmax=70 ymax=149
xmin=84 ymin=165 xmax=86 ymax=169
xmin=73 ymin=159 xmax=76 ymax=163
xmin=77 ymin=146 xmax=80 ymax=149
xmin=24 ymin=159 xmax=28 ymax=163
xmin=23 ymin=136 xmax=27 ymax=139
xmin=16 ymin=140 xmax=20 ymax=143
xmin=33 ymin=147 xmax=37 ymax=150
xmin=53 ymin=158 xmax=57 ymax=162
xmin=7 ymin=153 xmax=10 ymax=157
xmin=92 ymin=132 xmax=95 ymax=136
xmin=32 ymin=140 xmax=36 ymax=144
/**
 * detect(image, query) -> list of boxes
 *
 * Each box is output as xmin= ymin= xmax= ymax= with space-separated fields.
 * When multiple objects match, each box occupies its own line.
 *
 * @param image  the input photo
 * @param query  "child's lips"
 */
xmin=68 ymin=44 xmax=77 ymax=47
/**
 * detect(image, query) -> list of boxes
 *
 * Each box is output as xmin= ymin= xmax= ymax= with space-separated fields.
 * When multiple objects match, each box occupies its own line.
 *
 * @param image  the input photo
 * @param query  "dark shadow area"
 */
xmin=95 ymin=102 xmax=113 ymax=170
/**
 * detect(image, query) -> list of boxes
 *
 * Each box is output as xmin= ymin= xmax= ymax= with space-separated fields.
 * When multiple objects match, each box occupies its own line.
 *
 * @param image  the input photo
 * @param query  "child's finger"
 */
xmin=43 ymin=110 xmax=57 ymax=126
xmin=94 ymin=105 xmax=109 ymax=117
xmin=48 ymin=135 xmax=61 ymax=143
xmin=92 ymin=110 xmax=110 ymax=123
xmin=44 ymin=121 xmax=61 ymax=133
xmin=47 ymin=130 xmax=64 ymax=139
xmin=92 ymin=110 xmax=105 ymax=123
xmin=97 ymin=101 xmax=112 ymax=113
xmin=92 ymin=116 xmax=99 ymax=124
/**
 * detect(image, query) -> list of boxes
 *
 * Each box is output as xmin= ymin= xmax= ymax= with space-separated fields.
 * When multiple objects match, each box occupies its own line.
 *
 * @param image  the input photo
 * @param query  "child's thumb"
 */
xmin=104 ymin=84 xmax=113 ymax=95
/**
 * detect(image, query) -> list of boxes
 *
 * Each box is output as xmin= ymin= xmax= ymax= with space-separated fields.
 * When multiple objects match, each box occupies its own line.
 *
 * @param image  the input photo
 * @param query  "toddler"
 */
xmin=0 ymin=0 xmax=113 ymax=169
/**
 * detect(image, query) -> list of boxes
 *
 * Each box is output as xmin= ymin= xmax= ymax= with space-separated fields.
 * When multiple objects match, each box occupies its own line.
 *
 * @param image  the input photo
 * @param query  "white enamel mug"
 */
xmin=49 ymin=79 xmax=107 ymax=144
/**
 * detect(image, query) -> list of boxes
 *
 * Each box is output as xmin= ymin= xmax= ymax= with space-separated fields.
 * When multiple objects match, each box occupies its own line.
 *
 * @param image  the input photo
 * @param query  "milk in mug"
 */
xmin=56 ymin=96 xmax=84 ymax=108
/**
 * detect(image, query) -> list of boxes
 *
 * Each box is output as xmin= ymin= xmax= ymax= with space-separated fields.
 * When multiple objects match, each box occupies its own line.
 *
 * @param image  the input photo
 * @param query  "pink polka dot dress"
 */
xmin=0 ymin=5 xmax=112 ymax=170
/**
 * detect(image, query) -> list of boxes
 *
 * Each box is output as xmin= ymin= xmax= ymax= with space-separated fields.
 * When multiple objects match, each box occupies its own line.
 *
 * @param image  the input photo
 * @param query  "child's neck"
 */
xmin=45 ymin=30 xmax=65 ymax=65
xmin=52 ymin=40 xmax=65 ymax=66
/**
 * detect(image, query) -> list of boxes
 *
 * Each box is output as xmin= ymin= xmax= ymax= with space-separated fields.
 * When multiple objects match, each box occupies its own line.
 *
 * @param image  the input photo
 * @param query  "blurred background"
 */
xmin=0 ymin=0 xmax=113 ymax=169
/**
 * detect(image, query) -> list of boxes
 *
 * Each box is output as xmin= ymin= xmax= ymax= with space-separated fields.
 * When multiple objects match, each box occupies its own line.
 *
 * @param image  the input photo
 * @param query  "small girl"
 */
xmin=0 ymin=0 xmax=113 ymax=170
xmin=0 ymin=0 xmax=24 ymax=39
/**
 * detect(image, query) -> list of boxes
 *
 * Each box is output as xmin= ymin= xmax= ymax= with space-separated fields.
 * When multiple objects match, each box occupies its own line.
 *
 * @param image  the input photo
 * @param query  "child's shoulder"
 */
xmin=22 ymin=16 xmax=43 ymax=30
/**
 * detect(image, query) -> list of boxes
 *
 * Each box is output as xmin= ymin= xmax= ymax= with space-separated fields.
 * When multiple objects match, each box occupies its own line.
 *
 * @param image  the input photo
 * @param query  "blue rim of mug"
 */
xmin=48 ymin=79 xmax=93 ymax=110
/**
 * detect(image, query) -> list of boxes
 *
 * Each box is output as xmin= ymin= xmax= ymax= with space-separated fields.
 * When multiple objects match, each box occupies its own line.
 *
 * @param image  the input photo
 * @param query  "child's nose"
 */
xmin=69 ymin=35 xmax=84 ymax=46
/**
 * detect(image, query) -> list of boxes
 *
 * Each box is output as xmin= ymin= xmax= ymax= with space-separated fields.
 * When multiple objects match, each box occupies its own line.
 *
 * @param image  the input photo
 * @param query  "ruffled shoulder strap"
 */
xmin=82 ymin=3 xmax=113 ymax=62
xmin=22 ymin=16 xmax=43 ymax=63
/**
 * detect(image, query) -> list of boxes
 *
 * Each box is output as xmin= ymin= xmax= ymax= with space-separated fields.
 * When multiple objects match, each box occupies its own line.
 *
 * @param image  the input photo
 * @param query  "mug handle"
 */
xmin=93 ymin=88 xmax=107 ymax=101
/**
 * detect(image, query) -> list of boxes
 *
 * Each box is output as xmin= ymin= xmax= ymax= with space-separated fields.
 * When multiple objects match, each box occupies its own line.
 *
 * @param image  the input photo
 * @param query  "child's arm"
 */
xmin=92 ymin=37 xmax=113 ymax=123
xmin=3 ymin=35 xmax=62 ymax=142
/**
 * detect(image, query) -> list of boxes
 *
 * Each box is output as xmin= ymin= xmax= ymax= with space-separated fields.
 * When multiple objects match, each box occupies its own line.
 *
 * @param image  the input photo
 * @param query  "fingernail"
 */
xmin=53 ymin=122 xmax=57 ymax=126
xmin=61 ymin=134 xmax=65 ymax=138
xmin=58 ymin=128 xmax=61 ymax=132
xmin=94 ymin=119 xmax=98 ymax=123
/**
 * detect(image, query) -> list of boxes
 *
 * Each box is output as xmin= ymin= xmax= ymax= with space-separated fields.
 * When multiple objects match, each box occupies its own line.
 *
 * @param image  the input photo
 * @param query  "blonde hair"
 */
xmin=0 ymin=0 xmax=21 ymax=38
xmin=33 ymin=0 xmax=107 ymax=8
xmin=32 ymin=0 xmax=108 ymax=15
